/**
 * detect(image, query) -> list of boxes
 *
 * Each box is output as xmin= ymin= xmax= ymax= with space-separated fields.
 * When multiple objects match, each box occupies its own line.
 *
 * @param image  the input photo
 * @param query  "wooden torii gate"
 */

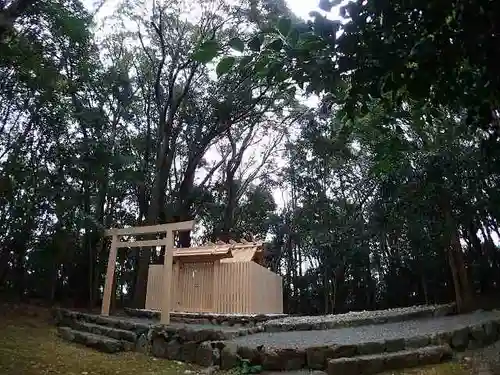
xmin=102 ymin=221 xmax=195 ymax=324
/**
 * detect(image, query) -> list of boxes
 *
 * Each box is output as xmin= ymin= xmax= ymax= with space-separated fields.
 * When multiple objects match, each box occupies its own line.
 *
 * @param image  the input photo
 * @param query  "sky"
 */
xmin=88 ymin=0 xmax=322 ymax=21
xmin=287 ymin=0 xmax=319 ymax=18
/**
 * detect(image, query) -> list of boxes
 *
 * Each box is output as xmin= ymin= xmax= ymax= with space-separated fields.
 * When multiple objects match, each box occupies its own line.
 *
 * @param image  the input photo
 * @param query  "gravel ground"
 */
xmin=263 ymin=304 xmax=454 ymax=328
xmin=227 ymin=310 xmax=500 ymax=349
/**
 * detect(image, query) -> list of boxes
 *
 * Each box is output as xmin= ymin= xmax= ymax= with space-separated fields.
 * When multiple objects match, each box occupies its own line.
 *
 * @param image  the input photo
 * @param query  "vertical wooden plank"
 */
xmin=248 ymin=263 xmax=254 ymax=314
xmin=244 ymin=262 xmax=250 ymax=313
xmin=251 ymin=262 xmax=258 ymax=314
xmin=220 ymin=264 xmax=225 ymax=313
xmin=246 ymin=263 xmax=285 ymax=314
xmin=231 ymin=264 xmax=237 ymax=312
xmin=213 ymin=261 xmax=220 ymax=313
xmin=178 ymin=263 xmax=185 ymax=311
xmin=155 ymin=265 xmax=163 ymax=310
xmin=235 ymin=263 xmax=240 ymax=313
xmin=256 ymin=263 xmax=262 ymax=313
xmin=228 ymin=263 xmax=232 ymax=313
xmin=145 ymin=265 xmax=154 ymax=310
xmin=255 ymin=263 xmax=261 ymax=313
xmin=208 ymin=262 xmax=214 ymax=312
xmin=101 ymin=234 xmax=118 ymax=316
xmin=243 ymin=263 xmax=247 ymax=313
xmin=171 ymin=261 xmax=179 ymax=311
xmin=146 ymin=264 xmax=162 ymax=311
xmin=221 ymin=264 xmax=226 ymax=313
xmin=240 ymin=263 xmax=244 ymax=313
xmin=238 ymin=263 xmax=243 ymax=312
xmin=279 ymin=274 xmax=284 ymax=313
xmin=161 ymin=231 xmax=174 ymax=324
xmin=223 ymin=264 xmax=229 ymax=313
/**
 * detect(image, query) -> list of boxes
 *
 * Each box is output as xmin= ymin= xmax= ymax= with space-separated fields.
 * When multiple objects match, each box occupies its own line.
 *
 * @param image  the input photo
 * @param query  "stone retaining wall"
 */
xmin=123 ymin=307 xmax=287 ymax=327
xmin=263 ymin=303 xmax=456 ymax=332
xmin=147 ymin=315 xmax=500 ymax=371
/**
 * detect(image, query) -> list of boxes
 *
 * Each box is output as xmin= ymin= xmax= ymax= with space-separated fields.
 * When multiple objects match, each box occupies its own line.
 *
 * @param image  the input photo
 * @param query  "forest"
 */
xmin=1 ymin=0 xmax=499 ymax=316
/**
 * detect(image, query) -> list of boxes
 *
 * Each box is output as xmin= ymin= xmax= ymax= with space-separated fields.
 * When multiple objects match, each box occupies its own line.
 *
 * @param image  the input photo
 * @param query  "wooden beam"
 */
xmin=101 ymin=234 xmax=118 ymax=316
xmin=104 ymin=221 xmax=195 ymax=236
xmin=175 ymin=254 xmax=233 ymax=263
xmin=116 ymin=239 xmax=163 ymax=248
xmin=161 ymin=230 xmax=175 ymax=325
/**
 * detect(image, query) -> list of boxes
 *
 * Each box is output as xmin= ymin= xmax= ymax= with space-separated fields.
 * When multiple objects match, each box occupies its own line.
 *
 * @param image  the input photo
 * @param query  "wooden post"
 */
xmin=161 ymin=230 xmax=175 ymax=324
xmin=101 ymin=234 xmax=118 ymax=316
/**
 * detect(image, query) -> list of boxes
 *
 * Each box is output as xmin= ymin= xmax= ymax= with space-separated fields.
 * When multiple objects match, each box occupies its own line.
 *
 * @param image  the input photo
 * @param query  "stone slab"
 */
xmin=57 ymin=326 xmax=124 ymax=353
xmin=327 ymin=345 xmax=452 ymax=375
xmin=72 ymin=320 xmax=137 ymax=342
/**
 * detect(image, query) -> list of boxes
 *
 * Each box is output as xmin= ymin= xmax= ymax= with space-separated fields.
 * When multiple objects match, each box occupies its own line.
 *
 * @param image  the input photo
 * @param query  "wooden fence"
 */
xmin=146 ymin=261 xmax=283 ymax=314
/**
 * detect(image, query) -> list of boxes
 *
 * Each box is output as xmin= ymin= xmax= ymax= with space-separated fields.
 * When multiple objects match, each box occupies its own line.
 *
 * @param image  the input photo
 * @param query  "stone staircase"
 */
xmin=57 ymin=326 xmax=133 ymax=353
xmin=54 ymin=310 xmax=147 ymax=354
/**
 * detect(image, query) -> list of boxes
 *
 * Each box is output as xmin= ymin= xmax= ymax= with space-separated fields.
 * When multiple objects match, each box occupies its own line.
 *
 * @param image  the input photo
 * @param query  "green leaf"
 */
xmin=191 ymin=40 xmax=220 ymax=63
xmin=239 ymin=55 xmax=253 ymax=69
xmin=229 ymin=37 xmax=245 ymax=52
xmin=267 ymin=38 xmax=284 ymax=51
xmin=216 ymin=56 xmax=236 ymax=77
xmin=287 ymin=86 xmax=297 ymax=97
xmin=277 ymin=17 xmax=292 ymax=36
xmin=248 ymin=35 xmax=263 ymax=52
xmin=254 ymin=56 xmax=270 ymax=75
xmin=288 ymin=28 xmax=300 ymax=46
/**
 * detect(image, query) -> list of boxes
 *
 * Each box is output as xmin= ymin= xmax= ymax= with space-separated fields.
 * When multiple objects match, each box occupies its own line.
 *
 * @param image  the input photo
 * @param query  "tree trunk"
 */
xmin=448 ymin=229 xmax=474 ymax=312
xmin=133 ymin=151 xmax=171 ymax=307
xmin=421 ymin=275 xmax=429 ymax=305
xmin=441 ymin=198 xmax=474 ymax=312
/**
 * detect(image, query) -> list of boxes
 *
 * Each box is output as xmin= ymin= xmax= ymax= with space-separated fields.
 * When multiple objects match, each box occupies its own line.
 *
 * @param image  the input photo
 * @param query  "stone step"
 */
xmin=224 ymin=335 xmax=439 ymax=371
xmin=123 ymin=307 xmax=160 ymax=320
xmin=57 ymin=326 xmax=125 ymax=353
xmin=71 ymin=320 xmax=137 ymax=343
xmin=326 ymin=345 xmax=453 ymax=375
xmin=53 ymin=308 xmax=151 ymax=333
